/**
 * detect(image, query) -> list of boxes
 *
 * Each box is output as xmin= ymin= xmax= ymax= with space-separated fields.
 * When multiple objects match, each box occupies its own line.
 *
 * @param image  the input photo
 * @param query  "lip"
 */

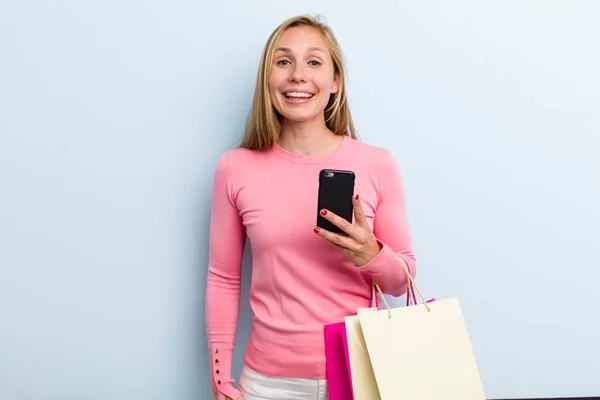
xmin=282 ymin=90 xmax=315 ymax=104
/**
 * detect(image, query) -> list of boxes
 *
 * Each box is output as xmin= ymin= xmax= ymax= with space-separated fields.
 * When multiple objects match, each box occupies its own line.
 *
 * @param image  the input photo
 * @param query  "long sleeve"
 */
xmin=205 ymin=153 xmax=246 ymax=400
xmin=359 ymin=150 xmax=417 ymax=297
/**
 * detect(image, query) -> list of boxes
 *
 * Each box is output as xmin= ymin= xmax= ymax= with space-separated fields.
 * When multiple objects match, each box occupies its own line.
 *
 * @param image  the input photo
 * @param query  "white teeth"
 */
xmin=285 ymin=92 xmax=313 ymax=98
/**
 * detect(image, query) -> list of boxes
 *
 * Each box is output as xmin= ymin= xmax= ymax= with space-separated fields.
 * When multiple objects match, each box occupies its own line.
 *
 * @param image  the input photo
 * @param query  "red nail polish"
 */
xmin=320 ymin=209 xmax=327 ymax=216
xmin=355 ymin=194 xmax=360 ymax=200
xmin=314 ymin=227 xmax=320 ymax=233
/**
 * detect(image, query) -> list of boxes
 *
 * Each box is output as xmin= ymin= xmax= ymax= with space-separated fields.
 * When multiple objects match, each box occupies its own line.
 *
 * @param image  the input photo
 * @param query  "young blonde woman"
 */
xmin=205 ymin=15 xmax=417 ymax=400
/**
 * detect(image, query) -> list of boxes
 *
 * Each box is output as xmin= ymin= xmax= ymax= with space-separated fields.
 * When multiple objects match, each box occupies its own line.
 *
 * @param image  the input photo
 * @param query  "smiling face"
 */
xmin=268 ymin=26 xmax=340 ymax=124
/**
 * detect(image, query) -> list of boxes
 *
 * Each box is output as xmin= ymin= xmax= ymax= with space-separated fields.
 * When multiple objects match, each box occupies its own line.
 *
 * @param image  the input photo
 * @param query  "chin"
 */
xmin=282 ymin=112 xmax=314 ymax=121
xmin=275 ymin=105 xmax=325 ymax=124
xmin=279 ymin=113 xmax=321 ymax=123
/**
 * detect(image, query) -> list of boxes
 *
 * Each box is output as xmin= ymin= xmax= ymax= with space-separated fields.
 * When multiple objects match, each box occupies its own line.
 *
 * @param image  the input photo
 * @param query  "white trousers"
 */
xmin=238 ymin=365 xmax=329 ymax=400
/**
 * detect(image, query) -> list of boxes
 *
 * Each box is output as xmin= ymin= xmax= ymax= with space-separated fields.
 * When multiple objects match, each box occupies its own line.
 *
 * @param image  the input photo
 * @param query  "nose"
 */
xmin=289 ymin=63 xmax=308 ymax=83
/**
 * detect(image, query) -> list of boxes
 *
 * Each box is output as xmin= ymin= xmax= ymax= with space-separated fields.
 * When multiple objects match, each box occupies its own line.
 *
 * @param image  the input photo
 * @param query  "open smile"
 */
xmin=283 ymin=91 xmax=315 ymax=104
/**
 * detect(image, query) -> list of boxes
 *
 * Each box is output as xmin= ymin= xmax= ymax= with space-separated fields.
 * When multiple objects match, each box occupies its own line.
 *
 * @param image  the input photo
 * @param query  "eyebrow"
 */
xmin=275 ymin=46 xmax=326 ymax=54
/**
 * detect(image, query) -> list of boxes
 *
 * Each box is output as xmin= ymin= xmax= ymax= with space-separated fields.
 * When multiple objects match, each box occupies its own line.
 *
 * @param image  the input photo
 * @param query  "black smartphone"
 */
xmin=317 ymin=169 xmax=356 ymax=233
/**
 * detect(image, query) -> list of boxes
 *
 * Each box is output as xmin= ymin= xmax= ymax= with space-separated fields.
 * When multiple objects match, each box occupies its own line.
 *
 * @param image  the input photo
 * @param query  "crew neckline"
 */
xmin=271 ymin=135 xmax=349 ymax=164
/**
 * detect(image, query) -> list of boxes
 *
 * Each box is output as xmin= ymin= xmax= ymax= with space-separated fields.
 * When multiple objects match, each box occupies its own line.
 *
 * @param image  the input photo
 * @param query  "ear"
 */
xmin=331 ymin=73 xmax=340 ymax=94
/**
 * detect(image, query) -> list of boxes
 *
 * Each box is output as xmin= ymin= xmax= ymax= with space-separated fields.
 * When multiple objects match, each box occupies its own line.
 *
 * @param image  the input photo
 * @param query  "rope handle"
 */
xmin=371 ymin=257 xmax=431 ymax=318
xmin=406 ymin=279 xmax=417 ymax=306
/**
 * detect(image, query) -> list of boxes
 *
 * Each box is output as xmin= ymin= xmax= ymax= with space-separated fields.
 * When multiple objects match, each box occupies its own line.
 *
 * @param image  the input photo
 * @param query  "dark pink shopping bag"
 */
xmin=324 ymin=321 xmax=354 ymax=400
xmin=324 ymin=279 xmax=421 ymax=399
xmin=323 ymin=282 xmax=382 ymax=400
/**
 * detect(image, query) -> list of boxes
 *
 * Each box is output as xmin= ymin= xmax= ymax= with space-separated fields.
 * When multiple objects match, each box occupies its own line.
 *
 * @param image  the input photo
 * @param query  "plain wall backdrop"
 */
xmin=1 ymin=1 xmax=599 ymax=399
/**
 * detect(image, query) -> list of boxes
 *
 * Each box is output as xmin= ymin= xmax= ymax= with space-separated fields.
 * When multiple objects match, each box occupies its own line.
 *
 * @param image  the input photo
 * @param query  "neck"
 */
xmin=278 ymin=117 xmax=342 ymax=156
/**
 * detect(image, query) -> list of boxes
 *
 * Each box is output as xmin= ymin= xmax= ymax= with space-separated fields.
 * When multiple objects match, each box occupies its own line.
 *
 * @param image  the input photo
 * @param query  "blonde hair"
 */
xmin=240 ymin=15 xmax=357 ymax=151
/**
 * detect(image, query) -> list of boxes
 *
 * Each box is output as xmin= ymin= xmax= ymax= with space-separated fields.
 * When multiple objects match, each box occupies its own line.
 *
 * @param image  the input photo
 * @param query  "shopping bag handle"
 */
xmin=370 ymin=280 xmax=378 ymax=309
xmin=372 ymin=257 xmax=431 ymax=318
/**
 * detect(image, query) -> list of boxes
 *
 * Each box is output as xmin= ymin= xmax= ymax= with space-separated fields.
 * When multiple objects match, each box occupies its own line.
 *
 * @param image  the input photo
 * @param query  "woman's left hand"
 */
xmin=314 ymin=194 xmax=382 ymax=267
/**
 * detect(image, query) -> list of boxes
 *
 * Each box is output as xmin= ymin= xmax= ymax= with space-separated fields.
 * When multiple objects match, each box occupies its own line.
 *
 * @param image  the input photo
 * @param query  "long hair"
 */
xmin=239 ymin=15 xmax=357 ymax=151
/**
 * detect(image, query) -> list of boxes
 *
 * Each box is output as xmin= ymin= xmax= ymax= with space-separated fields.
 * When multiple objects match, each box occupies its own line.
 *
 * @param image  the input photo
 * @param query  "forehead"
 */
xmin=276 ymin=26 xmax=330 ymax=53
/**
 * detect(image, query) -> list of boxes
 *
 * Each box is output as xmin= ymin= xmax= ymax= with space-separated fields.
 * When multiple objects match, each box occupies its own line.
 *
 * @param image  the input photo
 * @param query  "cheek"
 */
xmin=314 ymin=75 xmax=335 ymax=94
xmin=268 ymin=80 xmax=282 ymax=109
xmin=268 ymin=72 xmax=282 ymax=94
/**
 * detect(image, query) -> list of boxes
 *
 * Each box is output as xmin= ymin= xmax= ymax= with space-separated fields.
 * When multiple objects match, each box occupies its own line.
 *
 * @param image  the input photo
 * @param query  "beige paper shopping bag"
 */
xmin=358 ymin=265 xmax=486 ymax=400
xmin=344 ymin=308 xmax=380 ymax=400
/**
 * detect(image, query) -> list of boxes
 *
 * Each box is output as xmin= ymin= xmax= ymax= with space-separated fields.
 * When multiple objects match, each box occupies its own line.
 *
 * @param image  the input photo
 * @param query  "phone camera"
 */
xmin=324 ymin=172 xmax=335 ymax=178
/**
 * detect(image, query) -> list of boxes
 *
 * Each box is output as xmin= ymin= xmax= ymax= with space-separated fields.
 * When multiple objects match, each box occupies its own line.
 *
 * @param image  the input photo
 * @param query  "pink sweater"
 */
xmin=205 ymin=135 xmax=416 ymax=399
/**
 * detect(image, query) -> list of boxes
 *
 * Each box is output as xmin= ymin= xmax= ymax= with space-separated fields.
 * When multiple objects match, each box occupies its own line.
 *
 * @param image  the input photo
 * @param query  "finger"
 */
xmin=319 ymin=209 xmax=356 ymax=236
xmin=352 ymin=194 xmax=377 ymax=245
xmin=314 ymin=226 xmax=358 ymax=251
xmin=352 ymin=194 xmax=369 ymax=228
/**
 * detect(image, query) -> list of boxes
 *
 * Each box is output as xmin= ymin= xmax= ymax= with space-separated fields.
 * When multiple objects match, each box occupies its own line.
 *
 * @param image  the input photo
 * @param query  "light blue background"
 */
xmin=1 ymin=1 xmax=599 ymax=399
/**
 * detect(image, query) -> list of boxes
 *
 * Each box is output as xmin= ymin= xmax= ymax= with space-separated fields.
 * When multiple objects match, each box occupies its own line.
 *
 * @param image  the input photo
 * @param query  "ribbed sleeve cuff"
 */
xmin=358 ymin=240 xmax=400 ymax=276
